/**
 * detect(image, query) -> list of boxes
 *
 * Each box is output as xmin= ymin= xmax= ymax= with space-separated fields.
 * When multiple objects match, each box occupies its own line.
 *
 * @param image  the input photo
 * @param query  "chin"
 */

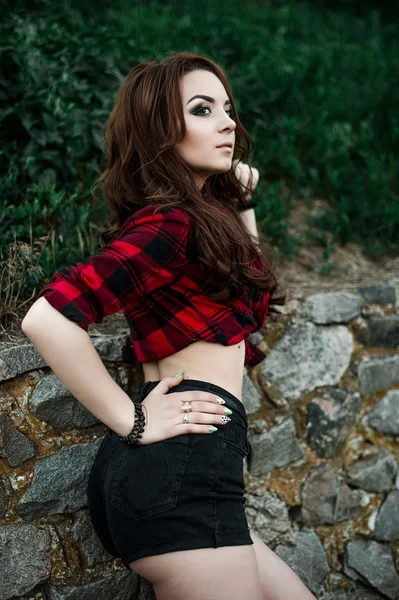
xmin=197 ymin=163 xmax=232 ymax=179
xmin=217 ymin=159 xmax=233 ymax=170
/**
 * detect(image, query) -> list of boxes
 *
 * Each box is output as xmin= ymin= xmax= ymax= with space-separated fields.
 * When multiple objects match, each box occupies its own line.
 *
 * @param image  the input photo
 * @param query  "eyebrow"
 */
xmin=186 ymin=94 xmax=231 ymax=106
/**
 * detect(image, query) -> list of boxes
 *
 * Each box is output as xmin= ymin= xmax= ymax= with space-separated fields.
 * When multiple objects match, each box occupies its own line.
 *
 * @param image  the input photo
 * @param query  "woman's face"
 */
xmin=176 ymin=69 xmax=236 ymax=189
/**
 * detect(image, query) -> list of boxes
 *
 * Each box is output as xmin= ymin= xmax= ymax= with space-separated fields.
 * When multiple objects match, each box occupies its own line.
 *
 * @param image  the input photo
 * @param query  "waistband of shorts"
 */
xmin=137 ymin=378 xmax=247 ymax=424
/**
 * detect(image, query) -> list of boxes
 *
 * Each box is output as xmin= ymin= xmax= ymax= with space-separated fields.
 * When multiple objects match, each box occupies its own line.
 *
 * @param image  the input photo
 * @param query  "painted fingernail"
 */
xmin=209 ymin=426 xmax=218 ymax=432
xmin=223 ymin=407 xmax=232 ymax=415
xmin=174 ymin=370 xmax=185 ymax=378
xmin=216 ymin=397 xmax=226 ymax=404
xmin=221 ymin=416 xmax=231 ymax=423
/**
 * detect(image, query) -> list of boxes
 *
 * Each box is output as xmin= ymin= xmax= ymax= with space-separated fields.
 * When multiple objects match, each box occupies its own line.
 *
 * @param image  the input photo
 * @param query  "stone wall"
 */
xmin=0 ymin=281 xmax=398 ymax=600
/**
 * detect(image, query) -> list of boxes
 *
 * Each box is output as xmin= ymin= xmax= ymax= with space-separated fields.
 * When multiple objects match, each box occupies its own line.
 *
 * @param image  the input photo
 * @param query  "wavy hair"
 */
xmin=91 ymin=51 xmax=286 ymax=309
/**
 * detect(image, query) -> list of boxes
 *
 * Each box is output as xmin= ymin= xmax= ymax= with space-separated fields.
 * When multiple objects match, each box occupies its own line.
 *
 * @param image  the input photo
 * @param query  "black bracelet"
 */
xmin=117 ymin=400 xmax=146 ymax=446
xmin=238 ymin=199 xmax=258 ymax=212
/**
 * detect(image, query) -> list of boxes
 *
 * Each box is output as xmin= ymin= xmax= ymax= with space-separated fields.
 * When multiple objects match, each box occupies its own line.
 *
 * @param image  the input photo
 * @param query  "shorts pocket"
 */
xmin=222 ymin=425 xmax=249 ymax=458
xmin=110 ymin=434 xmax=198 ymax=521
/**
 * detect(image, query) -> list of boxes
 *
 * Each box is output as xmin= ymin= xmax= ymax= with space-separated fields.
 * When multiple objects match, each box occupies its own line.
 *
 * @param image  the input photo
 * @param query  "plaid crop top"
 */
xmin=36 ymin=204 xmax=270 ymax=366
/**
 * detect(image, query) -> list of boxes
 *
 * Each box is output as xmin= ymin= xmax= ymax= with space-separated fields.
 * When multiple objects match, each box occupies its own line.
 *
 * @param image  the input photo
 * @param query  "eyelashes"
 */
xmin=193 ymin=105 xmax=235 ymax=119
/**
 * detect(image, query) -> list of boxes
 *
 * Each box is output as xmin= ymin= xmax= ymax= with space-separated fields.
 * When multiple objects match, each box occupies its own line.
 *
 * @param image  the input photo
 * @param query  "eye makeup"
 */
xmin=192 ymin=104 xmax=234 ymax=118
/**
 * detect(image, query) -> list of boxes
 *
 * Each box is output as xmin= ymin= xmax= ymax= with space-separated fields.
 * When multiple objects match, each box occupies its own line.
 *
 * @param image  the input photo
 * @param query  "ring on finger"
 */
xmin=183 ymin=413 xmax=189 ymax=424
xmin=181 ymin=402 xmax=192 ymax=412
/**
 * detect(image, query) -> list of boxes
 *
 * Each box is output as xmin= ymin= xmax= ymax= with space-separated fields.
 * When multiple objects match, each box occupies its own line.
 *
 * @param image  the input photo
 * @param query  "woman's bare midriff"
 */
xmin=142 ymin=339 xmax=246 ymax=403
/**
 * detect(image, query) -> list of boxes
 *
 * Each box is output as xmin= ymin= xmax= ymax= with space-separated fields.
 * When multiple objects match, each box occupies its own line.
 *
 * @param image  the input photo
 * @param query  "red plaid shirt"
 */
xmin=36 ymin=204 xmax=270 ymax=366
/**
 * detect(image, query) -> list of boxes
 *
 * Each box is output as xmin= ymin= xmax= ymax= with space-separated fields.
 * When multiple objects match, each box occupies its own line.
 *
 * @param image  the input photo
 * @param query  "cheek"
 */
xmin=185 ymin=127 xmax=209 ymax=149
xmin=175 ymin=119 xmax=217 ymax=164
xmin=184 ymin=118 xmax=213 ymax=146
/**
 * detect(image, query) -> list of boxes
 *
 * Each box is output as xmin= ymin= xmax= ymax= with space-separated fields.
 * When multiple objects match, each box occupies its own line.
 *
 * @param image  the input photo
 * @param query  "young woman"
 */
xmin=22 ymin=52 xmax=316 ymax=600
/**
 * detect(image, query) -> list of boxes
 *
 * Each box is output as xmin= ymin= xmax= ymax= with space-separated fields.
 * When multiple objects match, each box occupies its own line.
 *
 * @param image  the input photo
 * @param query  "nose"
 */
xmin=220 ymin=114 xmax=236 ymax=133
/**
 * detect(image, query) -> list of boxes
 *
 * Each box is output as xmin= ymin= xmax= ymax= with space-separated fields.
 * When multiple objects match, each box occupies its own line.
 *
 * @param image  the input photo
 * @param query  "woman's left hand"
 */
xmin=233 ymin=160 xmax=259 ymax=199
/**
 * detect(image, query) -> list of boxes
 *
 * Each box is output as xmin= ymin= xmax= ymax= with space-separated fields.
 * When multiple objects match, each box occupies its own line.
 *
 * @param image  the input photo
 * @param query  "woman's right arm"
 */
xmin=22 ymin=208 xmax=228 ymax=443
xmin=21 ymin=207 xmax=191 ymax=437
xmin=22 ymin=297 xmax=227 ymax=444
xmin=21 ymin=297 xmax=137 ymax=437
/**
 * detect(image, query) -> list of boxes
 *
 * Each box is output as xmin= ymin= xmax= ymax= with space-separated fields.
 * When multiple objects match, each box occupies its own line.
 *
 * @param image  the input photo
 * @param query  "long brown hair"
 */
xmin=92 ymin=51 xmax=286 ymax=309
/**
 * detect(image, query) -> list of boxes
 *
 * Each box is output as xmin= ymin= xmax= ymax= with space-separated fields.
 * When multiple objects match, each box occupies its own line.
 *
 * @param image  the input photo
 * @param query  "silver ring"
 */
xmin=183 ymin=413 xmax=189 ymax=424
xmin=181 ymin=402 xmax=192 ymax=412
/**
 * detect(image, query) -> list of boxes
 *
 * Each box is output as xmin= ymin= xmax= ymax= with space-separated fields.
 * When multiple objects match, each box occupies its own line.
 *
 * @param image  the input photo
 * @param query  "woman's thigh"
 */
xmin=250 ymin=529 xmax=317 ymax=600
xmin=129 ymin=544 xmax=263 ymax=600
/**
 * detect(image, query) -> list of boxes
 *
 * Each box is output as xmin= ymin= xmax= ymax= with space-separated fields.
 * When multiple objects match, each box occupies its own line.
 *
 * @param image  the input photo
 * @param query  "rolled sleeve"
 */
xmin=244 ymin=338 xmax=266 ymax=367
xmin=36 ymin=207 xmax=190 ymax=329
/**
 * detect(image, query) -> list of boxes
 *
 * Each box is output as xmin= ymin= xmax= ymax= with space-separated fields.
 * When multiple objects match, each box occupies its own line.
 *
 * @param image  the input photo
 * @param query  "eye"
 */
xmin=193 ymin=105 xmax=235 ymax=119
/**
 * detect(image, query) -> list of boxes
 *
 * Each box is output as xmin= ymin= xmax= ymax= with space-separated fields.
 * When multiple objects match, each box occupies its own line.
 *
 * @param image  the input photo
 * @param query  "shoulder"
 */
xmin=116 ymin=204 xmax=191 ymax=240
xmin=109 ymin=205 xmax=191 ymax=264
xmin=133 ymin=204 xmax=191 ymax=227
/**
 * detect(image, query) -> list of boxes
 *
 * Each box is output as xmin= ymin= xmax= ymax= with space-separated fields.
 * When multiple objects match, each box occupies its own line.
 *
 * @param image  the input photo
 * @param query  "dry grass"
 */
xmin=273 ymin=197 xmax=399 ymax=300
xmin=0 ymin=232 xmax=49 ymax=349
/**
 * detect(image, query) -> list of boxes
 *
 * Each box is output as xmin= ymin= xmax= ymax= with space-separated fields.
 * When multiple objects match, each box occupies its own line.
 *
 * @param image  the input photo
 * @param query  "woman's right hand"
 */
xmin=137 ymin=373 xmax=232 ymax=445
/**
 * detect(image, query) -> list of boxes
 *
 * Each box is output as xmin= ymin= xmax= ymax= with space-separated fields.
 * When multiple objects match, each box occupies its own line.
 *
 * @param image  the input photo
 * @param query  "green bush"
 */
xmin=1 ymin=0 xmax=398 ymax=302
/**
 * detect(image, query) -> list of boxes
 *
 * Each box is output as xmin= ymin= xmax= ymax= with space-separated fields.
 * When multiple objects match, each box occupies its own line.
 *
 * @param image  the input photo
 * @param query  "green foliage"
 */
xmin=255 ymin=180 xmax=299 ymax=260
xmin=1 ymin=0 xmax=398 ymax=299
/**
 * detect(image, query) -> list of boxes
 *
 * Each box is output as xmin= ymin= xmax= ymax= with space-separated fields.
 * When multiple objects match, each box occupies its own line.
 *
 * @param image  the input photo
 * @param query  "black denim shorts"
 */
xmin=86 ymin=378 xmax=253 ymax=569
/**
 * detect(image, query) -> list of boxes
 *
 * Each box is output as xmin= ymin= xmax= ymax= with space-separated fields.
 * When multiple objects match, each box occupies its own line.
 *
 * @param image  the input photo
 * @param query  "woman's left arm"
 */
xmin=233 ymin=161 xmax=260 ymax=246
xmin=239 ymin=207 xmax=259 ymax=245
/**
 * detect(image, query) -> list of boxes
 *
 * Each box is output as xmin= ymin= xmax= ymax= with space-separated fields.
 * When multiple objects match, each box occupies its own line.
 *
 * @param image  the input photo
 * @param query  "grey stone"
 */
xmin=319 ymin=581 xmax=389 ymax=599
xmin=30 ymin=374 xmax=100 ymax=430
xmin=91 ymin=333 xmax=130 ymax=362
xmin=259 ymin=321 xmax=353 ymax=402
xmin=242 ymin=368 xmax=261 ymax=414
xmin=47 ymin=568 xmax=140 ymax=600
xmin=343 ymin=539 xmax=399 ymax=599
xmin=302 ymin=292 xmax=362 ymax=324
xmin=0 ymin=478 xmax=8 ymax=517
xmin=248 ymin=418 xmax=304 ymax=476
xmin=346 ymin=447 xmax=397 ymax=493
xmin=15 ymin=437 xmax=103 ymax=521
xmin=368 ymin=390 xmax=399 ymax=436
xmin=374 ymin=490 xmax=399 ymax=541
xmin=0 ymin=524 xmax=51 ymax=600
xmin=275 ymin=530 xmax=330 ymax=596
xmin=263 ymin=381 xmax=289 ymax=408
xmin=0 ymin=412 xmax=13 ymax=431
xmin=243 ymin=454 xmax=248 ymax=476
xmin=244 ymin=491 xmax=294 ymax=547
xmin=248 ymin=331 xmax=264 ymax=346
xmin=357 ymin=315 xmax=399 ymax=347
xmin=69 ymin=509 xmax=114 ymax=567
xmin=357 ymin=283 xmax=397 ymax=306
xmin=306 ymin=388 xmax=361 ymax=458
xmin=301 ymin=463 xmax=362 ymax=525
xmin=0 ymin=333 xmax=132 ymax=383
xmin=0 ymin=412 xmax=37 ymax=467
xmin=137 ymin=577 xmax=156 ymax=600
xmin=248 ymin=419 xmax=268 ymax=435
xmin=0 ymin=343 xmax=47 ymax=382
xmin=357 ymin=355 xmax=399 ymax=396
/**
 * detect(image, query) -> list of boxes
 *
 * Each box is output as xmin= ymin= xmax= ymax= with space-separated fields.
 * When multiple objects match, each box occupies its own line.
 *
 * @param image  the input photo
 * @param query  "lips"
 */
xmin=217 ymin=143 xmax=233 ymax=148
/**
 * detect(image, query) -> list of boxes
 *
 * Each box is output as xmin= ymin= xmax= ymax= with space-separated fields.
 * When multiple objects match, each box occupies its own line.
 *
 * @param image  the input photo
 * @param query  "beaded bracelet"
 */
xmin=238 ymin=199 xmax=258 ymax=212
xmin=117 ymin=400 xmax=146 ymax=446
